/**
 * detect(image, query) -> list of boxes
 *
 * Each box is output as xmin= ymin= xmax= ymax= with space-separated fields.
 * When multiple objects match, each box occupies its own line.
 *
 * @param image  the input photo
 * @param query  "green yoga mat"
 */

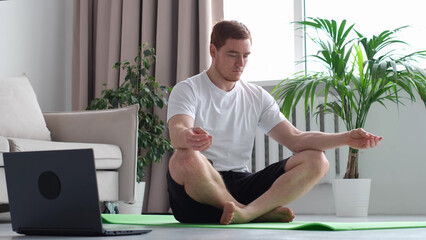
xmin=102 ymin=214 xmax=426 ymax=231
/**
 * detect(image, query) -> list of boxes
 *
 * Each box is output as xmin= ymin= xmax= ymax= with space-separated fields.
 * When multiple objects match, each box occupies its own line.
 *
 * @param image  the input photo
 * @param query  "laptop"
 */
xmin=3 ymin=148 xmax=152 ymax=236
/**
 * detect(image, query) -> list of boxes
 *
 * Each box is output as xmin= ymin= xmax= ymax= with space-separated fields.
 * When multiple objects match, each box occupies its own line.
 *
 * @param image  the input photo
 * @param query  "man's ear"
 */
xmin=209 ymin=44 xmax=216 ymax=58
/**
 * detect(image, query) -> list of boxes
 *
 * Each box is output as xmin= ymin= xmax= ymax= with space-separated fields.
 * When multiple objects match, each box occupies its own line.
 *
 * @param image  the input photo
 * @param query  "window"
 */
xmin=305 ymin=0 xmax=426 ymax=70
xmin=224 ymin=0 xmax=297 ymax=83
xmin=224 ymin=0 xmax=426 ymax=82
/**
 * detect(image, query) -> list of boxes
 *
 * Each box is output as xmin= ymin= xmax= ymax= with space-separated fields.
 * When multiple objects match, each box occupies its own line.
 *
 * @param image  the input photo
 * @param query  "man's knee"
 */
xmin=171 ymin=149 xmax=206 ymax=169
xmin=169 ymin=149 xmax=210 ymax=184
xmin=304 ymin=150 xmax=329 ymax=176
xmin=290 ymin=150 xmax=329 ymax=176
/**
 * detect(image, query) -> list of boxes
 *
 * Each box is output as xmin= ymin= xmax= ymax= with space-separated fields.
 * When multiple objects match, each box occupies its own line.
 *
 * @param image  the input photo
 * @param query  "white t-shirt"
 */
xmin=167 ymin=71 xmax=286 ymax=172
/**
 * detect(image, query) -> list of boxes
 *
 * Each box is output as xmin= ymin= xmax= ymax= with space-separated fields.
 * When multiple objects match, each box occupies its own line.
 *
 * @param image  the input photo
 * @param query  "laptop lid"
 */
xmin=4 ymin=149 xmax=150 ymax=236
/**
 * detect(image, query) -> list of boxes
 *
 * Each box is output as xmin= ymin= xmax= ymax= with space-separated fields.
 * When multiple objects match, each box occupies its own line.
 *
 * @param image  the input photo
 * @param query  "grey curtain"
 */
xmin=73 ymin=0 xmax=141 ymax=110
xmin=72 ymin=0 xmax=223 ymax=213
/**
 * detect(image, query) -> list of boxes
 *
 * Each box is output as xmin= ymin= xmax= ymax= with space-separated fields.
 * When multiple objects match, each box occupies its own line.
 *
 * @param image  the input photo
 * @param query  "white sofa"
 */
xmin=0 ymin=75 xmax=139 ymax=205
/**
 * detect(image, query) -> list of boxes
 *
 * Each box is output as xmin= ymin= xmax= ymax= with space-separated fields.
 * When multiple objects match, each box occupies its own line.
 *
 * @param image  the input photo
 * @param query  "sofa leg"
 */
xmin=0 ymin=204 xmax=9 ymax=213
xmin=103 ymin=201 xmax=119 ymax=214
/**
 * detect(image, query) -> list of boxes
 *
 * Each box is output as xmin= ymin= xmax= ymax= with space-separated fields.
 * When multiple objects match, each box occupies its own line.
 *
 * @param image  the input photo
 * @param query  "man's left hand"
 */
xmin=347 ymin=128 xmax=383 ymax=149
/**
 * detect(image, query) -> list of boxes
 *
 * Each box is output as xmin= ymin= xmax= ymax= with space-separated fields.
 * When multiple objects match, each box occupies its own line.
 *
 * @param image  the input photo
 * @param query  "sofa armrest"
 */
xmin=43 ymin=105 xmax=139 ymax=203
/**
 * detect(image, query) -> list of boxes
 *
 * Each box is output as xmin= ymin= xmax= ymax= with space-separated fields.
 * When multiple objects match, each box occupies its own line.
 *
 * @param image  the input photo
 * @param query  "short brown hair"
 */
xmin=210 ymin=20 xmax=252 ymax=49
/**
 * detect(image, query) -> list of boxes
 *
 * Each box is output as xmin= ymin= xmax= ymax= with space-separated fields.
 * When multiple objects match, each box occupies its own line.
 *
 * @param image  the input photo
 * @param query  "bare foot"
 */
xmin=220 ymin=202 xmax=236 ymax=225
xmin=254 ymin=206 xmax=295 ymax=223
xmin=220 ymin=203 xmax=295 ymax=224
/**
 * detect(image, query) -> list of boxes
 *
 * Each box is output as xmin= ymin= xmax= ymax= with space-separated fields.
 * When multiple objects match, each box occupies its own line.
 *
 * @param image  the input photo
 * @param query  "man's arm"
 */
xmin=168 ymin=114 xmax=213 ymax=151
xmin=267 ymin=120 xmax=383 ymax=153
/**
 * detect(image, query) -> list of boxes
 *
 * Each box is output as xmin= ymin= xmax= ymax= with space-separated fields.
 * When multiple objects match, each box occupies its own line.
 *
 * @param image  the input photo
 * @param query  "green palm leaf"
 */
xmin=273 ymin=17 xmax=426 ymax=179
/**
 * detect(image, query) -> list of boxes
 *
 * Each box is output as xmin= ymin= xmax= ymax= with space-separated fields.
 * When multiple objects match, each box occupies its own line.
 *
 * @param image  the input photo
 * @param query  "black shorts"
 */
xmin=166 ymin=158 xmax=289 ymax=223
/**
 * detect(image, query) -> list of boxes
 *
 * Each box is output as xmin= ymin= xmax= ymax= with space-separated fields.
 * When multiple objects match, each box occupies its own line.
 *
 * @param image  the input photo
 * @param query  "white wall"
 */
xmin=0 ymin=0 xmax=73 ymax=112
xmin=363 ymin=95 xmax=426 ymax=214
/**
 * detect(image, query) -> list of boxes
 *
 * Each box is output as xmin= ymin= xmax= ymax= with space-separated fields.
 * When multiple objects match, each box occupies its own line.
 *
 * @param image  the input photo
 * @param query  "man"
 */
xmin=166 ymin=20 xmax=382 ymax=225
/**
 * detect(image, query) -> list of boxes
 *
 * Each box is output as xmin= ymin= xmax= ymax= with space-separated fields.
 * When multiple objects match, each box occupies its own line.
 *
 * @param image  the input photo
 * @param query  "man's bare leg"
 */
xmin=220 ymin=150 xmax=329 ymax=224
xmin=169 ymin=149 xmax=245 ymax=209
xmin=169 ymin=149 xmax=327 ymax=225
xmin=170 ymin=149 xmax=296 ymax=224
xmin=170 ymin=149 xmax=295 ymax=223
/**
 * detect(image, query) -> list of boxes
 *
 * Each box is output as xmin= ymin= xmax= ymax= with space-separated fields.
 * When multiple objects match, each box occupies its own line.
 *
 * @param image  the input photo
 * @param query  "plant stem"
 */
xmin=344 ymin=147 xmax=359 ymax=179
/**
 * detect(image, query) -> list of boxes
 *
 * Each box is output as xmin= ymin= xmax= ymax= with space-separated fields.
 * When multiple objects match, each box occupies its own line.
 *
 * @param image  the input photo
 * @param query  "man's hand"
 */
xmin=184 ymin=127 xmax=213 ymax=151
xmin=346 ymin=128 xmax=383 ymax=149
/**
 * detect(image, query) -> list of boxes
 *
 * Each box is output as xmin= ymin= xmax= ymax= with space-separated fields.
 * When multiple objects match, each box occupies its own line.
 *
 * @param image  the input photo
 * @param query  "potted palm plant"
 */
xmin=87 ymin=43 xmax=172 ymax=213
xmin=273 ymin=17 xmax=426 ymax=216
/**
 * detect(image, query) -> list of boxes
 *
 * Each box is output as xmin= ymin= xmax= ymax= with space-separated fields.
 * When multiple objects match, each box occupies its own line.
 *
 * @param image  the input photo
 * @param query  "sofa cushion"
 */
xmin=0 ymin=75 xmax=51 ymax=141
xmin=1 ymin=138 xmax=122 ymax=170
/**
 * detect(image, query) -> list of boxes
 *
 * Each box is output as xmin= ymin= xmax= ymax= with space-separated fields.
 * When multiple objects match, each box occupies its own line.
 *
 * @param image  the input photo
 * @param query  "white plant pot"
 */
xmin=117 ymin=182 xmax=145 ymax=214
xmin=332 ymin=178 xmax=371 ymax=217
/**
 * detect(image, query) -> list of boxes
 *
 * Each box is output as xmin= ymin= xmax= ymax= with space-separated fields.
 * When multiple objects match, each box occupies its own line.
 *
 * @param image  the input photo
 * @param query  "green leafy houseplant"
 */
xmin=273 ymin=17 xmax=426 ymax=179
xmin=87 ymin=44 xmax=172 ymax=182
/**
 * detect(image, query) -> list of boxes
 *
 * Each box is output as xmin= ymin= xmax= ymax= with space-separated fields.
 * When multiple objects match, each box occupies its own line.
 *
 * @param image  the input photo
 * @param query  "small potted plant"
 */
xmin=273 ymin=17 xmax=426 ymax=216
xmin=87 ymin=43 xmax=173 ymax=213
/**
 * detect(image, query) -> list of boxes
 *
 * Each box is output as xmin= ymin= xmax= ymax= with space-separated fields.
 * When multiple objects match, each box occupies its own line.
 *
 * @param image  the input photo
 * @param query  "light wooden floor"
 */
xmin=2 ymin=214 xmax=426 ymax=240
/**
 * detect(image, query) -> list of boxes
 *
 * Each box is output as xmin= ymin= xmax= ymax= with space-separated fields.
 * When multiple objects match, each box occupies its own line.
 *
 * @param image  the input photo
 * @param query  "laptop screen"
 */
xmin=4 ymin=149 xmax=104 ymax=234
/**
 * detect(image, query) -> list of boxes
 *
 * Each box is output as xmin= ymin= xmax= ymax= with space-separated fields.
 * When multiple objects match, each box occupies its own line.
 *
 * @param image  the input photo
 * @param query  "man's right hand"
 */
xmin=184 ymin=127 xmax=213 ymax=152
xmin=168 ymin=114 xmax=212 ymax=151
